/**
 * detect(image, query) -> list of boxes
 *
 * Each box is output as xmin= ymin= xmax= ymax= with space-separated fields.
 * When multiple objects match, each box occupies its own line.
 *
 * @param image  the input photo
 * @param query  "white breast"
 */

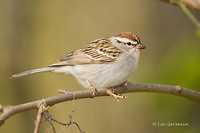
xmin=69 ymin=50 xmax=140 ymax=89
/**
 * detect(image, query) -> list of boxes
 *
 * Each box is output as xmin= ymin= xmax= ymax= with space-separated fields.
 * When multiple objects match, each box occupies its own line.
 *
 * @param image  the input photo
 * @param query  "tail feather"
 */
xmin=10 ymin=67 xmax=55 ymax=79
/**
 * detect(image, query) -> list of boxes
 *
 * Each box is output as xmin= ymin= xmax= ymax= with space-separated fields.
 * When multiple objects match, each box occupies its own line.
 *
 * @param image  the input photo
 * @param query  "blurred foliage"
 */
xmin=196 ymin=30 xmax=200 ymax=39
xmin=0 ymin=0 xmax=200 ymax=133
xmin=178 ymin=1 xmax=200 ymax=39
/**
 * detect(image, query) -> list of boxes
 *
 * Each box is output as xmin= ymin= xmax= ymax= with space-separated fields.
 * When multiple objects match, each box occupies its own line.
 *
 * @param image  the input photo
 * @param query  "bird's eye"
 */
xmin=127 ymin=42 xmax=132 ymax=46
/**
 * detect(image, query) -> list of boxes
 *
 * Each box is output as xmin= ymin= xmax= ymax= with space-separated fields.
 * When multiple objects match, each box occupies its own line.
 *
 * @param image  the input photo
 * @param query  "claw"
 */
xmin=107 ymin=89 xmax=127 ymax=101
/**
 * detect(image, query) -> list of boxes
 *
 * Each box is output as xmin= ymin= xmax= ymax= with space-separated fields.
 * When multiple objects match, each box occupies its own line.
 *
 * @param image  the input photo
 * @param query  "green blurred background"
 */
xmin=0 ymin=0 xmax=200 ymax=133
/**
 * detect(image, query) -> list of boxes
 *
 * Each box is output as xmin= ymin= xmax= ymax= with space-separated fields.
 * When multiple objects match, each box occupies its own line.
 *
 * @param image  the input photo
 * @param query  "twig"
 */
xmin=178 ymin=1 xmax=200 ymax=32
xmin=0 ymin=83 xmax=200 ymax=127
xmin=34 ymin=100 xmax=47 ymax=133
xmin=34 ymin=106 xmax=43 ymax=133
xmin=44 ymin=111 xmax=85 ymax=133
xmin=161 ymin=0 xmax=200 ymax=12
xmin=43 ymin=93 xmax=84 ymax=133
xmin=44 ymin=114 xmax=56 ymax=133
xmin=160 ymin=0 xmax=200 ymax=38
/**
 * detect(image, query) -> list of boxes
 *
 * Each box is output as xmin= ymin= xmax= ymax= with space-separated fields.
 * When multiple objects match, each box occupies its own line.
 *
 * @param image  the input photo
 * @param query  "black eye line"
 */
xmin=134 ymin=38 xmax=140 ymax=44
xmin=117 ymin=39 xmax=137 ymax=46
xmin=116 ymin=40 xmax=122 ymax=43
xmin=127 ymin=42 xmax=132 ymax=46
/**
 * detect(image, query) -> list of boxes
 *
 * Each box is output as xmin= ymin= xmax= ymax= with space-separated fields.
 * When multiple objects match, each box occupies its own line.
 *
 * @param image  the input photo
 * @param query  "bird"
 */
xmin=11 ymin=32 xmax=146 ymax=100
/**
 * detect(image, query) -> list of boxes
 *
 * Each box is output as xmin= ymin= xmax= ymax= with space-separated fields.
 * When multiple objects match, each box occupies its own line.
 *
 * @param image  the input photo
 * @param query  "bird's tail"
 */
xmin=10 ymin=67 xmax=55 ymax=79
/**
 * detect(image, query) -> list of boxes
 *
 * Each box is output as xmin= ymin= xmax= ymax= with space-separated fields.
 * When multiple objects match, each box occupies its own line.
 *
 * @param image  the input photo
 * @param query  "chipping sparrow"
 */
xmin=11 ymin=32 xmax=145 ymax=100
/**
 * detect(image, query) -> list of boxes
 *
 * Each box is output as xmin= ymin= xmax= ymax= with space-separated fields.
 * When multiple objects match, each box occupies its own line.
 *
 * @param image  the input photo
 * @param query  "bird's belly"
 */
xmin=72 ymin=57 xmax=137 ymax=89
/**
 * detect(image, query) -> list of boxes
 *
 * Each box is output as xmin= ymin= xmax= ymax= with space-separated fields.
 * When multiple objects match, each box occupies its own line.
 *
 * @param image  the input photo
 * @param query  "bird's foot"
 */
xmin=107 ymin=89 xmax=127 ymax=102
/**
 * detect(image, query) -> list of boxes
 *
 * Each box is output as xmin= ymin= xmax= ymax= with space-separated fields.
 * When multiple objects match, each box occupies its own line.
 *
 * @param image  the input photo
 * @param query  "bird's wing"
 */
xmin=49 ymin=38 xmax=122 ymax=67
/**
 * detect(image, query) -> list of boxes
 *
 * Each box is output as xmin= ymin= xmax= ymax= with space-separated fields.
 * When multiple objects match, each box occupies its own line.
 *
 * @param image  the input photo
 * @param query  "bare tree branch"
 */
xmin=44 ymin=111 xmax=85 ymax=133
xmin=0 ymin=83 xmax=200 ymax=127
xmin=161 ymin=0 xmax=200 ymax=38
xmin=34 ymin=103 xmax=45 ymax=133
xmin=161 ymin=0 xmax=200 ymax=12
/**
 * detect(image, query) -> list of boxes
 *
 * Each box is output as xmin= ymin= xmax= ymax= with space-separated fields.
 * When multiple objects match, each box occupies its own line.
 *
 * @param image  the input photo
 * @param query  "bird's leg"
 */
xmin=106 ymin=89 xmax=127 ymax=102
xmin=85 ymin=80 xmax=98 ymax=98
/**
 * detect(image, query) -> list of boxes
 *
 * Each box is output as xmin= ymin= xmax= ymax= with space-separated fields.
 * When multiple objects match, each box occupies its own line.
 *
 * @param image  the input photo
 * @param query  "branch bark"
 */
xmin=161 ymin=0 xmax=200 ymax=12
xmin=34 ymin=103 xmax=45 ymax=133
xmin=0 ymin=83 xmax=200 ymax=126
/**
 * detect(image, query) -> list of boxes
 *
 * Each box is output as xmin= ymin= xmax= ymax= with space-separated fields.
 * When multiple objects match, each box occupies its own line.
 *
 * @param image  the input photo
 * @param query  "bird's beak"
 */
xmin=136 ymin=43 xmax=146 ymax=49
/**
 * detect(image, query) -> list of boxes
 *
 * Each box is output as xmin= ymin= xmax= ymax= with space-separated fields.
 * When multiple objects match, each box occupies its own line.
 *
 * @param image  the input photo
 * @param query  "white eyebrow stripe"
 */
xmin=114 ymin=37 xmax=138 ymax=45
xmin=115 ymin=37 xmax=132 ymax=43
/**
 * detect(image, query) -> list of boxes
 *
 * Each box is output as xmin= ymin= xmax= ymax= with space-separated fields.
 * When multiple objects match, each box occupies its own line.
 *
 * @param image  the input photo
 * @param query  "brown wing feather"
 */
xmin=59 ymin=51 xmax=74 ymax=62
xmin=82 ymin=38 xmax=121 ymax=62
xmin=49 ymin=38 xmax=122 ymax=67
